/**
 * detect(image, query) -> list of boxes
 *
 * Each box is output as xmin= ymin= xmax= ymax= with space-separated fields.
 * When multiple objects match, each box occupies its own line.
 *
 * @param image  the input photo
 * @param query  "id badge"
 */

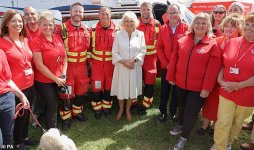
xmin=24 ymin=68 xmax=33 ymax=76
xmin=229 ymin=67 xmax=239 ymax=74
xmin=66 ymin=86 xmax=72 ymax=94
xmin=95 ymin=81 xmax=101 ymax=89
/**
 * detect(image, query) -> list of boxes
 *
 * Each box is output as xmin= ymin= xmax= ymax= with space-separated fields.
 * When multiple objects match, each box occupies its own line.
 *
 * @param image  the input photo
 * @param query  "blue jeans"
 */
xmin=0 ymin=92 xmax=15 ymax=147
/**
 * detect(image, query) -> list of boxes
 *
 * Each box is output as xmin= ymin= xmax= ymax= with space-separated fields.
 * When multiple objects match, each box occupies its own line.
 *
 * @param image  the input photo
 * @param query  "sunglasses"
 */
xmin=213 ymin=11 xmax=226 ymax=14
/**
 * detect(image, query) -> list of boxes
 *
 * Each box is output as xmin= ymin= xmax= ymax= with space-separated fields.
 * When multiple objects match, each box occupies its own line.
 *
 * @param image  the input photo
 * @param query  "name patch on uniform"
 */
xmin=95 ymin=81 xmax=101 ymax=89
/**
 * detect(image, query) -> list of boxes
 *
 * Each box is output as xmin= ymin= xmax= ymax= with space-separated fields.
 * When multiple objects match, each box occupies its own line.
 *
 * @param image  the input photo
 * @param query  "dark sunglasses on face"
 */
xmin=213 ymin=11 xmax=225 ymax=14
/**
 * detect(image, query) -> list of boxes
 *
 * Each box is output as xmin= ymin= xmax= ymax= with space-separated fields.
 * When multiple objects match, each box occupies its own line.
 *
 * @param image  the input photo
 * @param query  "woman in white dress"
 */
xmin=111 ymin=11 xmax=146 ymax=122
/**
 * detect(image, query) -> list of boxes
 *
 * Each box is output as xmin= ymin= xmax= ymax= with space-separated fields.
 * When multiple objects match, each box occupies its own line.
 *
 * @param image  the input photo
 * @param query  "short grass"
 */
xmin=29 ymin=79 xmax=251 ymax=150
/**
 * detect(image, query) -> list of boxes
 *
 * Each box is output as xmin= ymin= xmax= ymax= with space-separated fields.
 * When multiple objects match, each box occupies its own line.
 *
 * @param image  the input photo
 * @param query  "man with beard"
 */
xmin=23 ymin=6 xmax=40 ymax=41
xmin=89 ymin=7 xmax=116 ymax=119
xmin=56 ymin=2 xmax=90 ymax=129
xmin=156 ymin=4 xmax=188 ymax=122
xmin=135 ymin=2 xmax=161 ymax=115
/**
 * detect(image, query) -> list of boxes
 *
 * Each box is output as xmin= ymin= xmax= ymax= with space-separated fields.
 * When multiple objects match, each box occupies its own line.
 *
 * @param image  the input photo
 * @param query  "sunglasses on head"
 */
xmin=213 ymin=11 xmax=225 ymax=14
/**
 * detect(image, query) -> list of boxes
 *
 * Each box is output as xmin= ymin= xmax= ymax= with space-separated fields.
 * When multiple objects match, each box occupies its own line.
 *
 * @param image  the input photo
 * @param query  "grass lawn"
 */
xmin=29 ymin=79 xmax=251 ymax=150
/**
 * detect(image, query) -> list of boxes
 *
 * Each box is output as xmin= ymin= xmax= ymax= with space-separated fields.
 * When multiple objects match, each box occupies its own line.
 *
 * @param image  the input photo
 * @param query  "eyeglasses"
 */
xmin=213 ymin=11 xmax=226 ymax=14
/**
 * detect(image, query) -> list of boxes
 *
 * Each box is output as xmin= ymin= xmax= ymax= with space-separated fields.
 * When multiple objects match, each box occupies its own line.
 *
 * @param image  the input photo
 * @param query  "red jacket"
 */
xmin=166 ymin=33 xmax=221 ymax=92
xmin=156 ymin=21 xmax=188 ymax=69
xmin=56 ymin=20 xmax=90 ymax=64
xmin=88 ymin=21 xmax=116 ymax=63
xmin=137 ymin=18 xmax=161 ymax=54
xmin=220 ymin=36 xmax=254 ymax=106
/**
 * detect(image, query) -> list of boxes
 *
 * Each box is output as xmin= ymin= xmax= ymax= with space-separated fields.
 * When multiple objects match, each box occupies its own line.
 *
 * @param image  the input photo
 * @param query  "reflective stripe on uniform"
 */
xmin=60 ymin=110 xmax=72 ymax=120
xmin=102 ymin=100 xmax=113 ymax=109
xmin=142 ymin=96 xmax=153 ymax=108
xmin=91 ymin=54 xmax=112 ymax=61
xmin=62 ymin=23 xmax=69 ymax=51
xmin=146 ymin=45 xmax=155 ymax=49
xmin=80 ymin=51 xmax=87 ymax=56
xmin=72 ymin=104 xmax=83 ymax=114
xmin=67 ymin=51 xmax=78 ymax=56
xmin=91 ymin=101 xmax=102 ymax=110
xmin=145 ymin=20 xmax=160 ymax=56
xmin=146 ymin=50 xmax=156 ymax=55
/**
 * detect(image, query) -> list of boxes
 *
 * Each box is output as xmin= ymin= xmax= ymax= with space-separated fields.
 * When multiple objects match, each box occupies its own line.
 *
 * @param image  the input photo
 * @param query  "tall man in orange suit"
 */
xmin=89 ymin=7 xmax=116 ymax=119
xmin=56 ymin=2 xmax=90 ymax=129
xmin=136 ymin=2 xmax=161 ymax=114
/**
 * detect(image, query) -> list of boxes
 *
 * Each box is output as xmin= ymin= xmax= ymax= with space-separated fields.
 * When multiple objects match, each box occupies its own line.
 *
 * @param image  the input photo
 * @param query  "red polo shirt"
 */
xmin=220 ymin=36 xmax=254 ymax=106
xmin=26 ymin=24 xmax=40 ymax=42
xmin=30 ymin=33 xmax=66 ymax=83
xmin=0 ymin=37 xmax=34 ymax=90
xmin=0 ymin=50 xmax=12 ymax=95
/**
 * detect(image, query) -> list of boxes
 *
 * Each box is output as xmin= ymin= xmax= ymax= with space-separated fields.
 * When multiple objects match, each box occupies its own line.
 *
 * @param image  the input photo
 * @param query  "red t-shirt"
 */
xmin=220 ymin=36 xmax=254 ymax=106
xmin=0 ymin=37 xmax=34 ymax=90
xmin=26 ymin=24 xmax=40 ymax=42
xmin=0 ymin=50 xmax=12 ymax=95
xmin=30 ymin=33 xmax=66 ymax=83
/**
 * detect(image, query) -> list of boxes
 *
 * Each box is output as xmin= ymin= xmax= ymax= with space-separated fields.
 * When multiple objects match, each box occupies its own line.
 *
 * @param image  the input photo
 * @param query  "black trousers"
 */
xmin=35 ymin=81 xmax=59 ymax=129
xmin=159 ymin=69 xmax=177 ymax=115
xmin=13 ymin=85 xmax=35 ymax=145
xmin=176 ymin=86 xmax=204 ymax=139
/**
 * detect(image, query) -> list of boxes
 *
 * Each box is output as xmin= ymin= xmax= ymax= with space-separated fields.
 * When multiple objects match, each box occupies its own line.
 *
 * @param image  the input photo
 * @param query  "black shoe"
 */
xmin=23 ymin=138 xmax=39 ymax=146
xmin=137 ymin=106 xmax=147 ymax=115
xmin=73 ymin=114 xmax=87 ymax=122
xmin=171 ymin=115 xmax=178 ymax=122
xmin=196 ymin=126 xmax=209 ymax=135
xmin=94 ymin=110 xmax=102 ymax=119
xmin=159 ymin=113 xmax=167 ymax=122
xmin=62 ymin=119 xmax=71 ymax=130
xmin=103 ymin=109 xmax=111 ymax=117
xmin=209 ymin=128 xmax=214 ymax=137
xmin=14 ymin=143 xmax=29 ymax=150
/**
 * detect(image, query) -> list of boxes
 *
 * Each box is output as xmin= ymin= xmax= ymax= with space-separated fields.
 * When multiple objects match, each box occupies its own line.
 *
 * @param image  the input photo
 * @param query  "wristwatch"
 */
xmin=134 ymin=58 xmax=138 ymax=62
xmin=61 ymin=75 xmax=67 ymax=79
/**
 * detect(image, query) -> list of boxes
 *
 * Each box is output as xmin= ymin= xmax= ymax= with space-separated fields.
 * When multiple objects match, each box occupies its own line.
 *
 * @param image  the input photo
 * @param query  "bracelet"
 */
xmin=234 ymin=83 xmax=238 ymax=91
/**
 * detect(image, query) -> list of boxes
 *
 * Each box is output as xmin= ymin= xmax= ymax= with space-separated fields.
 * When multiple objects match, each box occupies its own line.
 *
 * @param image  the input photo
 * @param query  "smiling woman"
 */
xmin=111 ymin=11 xmax=146 ymax=122
xmin=30 ymin=11 xmax=68 ymax=130
xmin=0 ymin=10 xmax=34 ymax=149
xmin=166 ymin=13 xmax=221 ymax=150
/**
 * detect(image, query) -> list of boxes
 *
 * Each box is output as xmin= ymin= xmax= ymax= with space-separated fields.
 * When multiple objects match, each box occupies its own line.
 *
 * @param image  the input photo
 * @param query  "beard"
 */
xmin=72 ymin=15 xmax=83 ymax=22
xmin=142 ymin=14 xmax=151 ymax=19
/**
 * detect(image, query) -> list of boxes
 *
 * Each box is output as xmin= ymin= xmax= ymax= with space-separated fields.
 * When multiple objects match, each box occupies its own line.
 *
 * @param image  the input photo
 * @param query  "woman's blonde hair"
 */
xmin=219 ymin=14 xmax=244 ymax=36
xmin=188 ymin=12 xmax=213 ymax=38
xmin=38 ymin=11 xmax=54 ymax=24
xmin=228 ymin=2 xmax=245 ymax=15
xmin=120 ymin=11 xmax=139 ymax=29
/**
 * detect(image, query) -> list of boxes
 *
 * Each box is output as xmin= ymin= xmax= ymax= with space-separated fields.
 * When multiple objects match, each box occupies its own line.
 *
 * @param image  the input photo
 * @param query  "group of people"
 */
xmin=0 ymin=1 xmax=253 ymax=150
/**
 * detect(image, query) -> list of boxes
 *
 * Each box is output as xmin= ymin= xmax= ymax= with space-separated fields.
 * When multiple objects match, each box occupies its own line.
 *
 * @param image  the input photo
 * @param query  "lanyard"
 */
xmin=8 ymin=36 xmax=30 ymax=68
xmin=51 ymin=36 xmax=62 ymax=65
xmin=234 ymin=38 xmax=254 ymax=67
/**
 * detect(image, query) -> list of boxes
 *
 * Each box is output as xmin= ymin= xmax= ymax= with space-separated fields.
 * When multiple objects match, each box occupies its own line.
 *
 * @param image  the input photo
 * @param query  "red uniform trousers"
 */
xmin=91 ymin=61 xmax=114 ymax=92
xmin=143 ymin=54 xmax=157 ymax=85
xmin=91 ymin=60 xmax=114 ymax=110
xmin=60 ymin=63 xmax=90 ymax=119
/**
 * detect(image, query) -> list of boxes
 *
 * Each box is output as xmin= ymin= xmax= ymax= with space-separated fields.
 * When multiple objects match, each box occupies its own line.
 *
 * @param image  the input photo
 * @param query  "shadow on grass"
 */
xmin=28 ymin=79 xmax=251 ymax=150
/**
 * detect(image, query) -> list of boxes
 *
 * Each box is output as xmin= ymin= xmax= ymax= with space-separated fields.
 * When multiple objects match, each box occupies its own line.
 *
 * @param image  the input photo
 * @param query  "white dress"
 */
xmin=111 ymin=29 xmax=146 ymax=100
